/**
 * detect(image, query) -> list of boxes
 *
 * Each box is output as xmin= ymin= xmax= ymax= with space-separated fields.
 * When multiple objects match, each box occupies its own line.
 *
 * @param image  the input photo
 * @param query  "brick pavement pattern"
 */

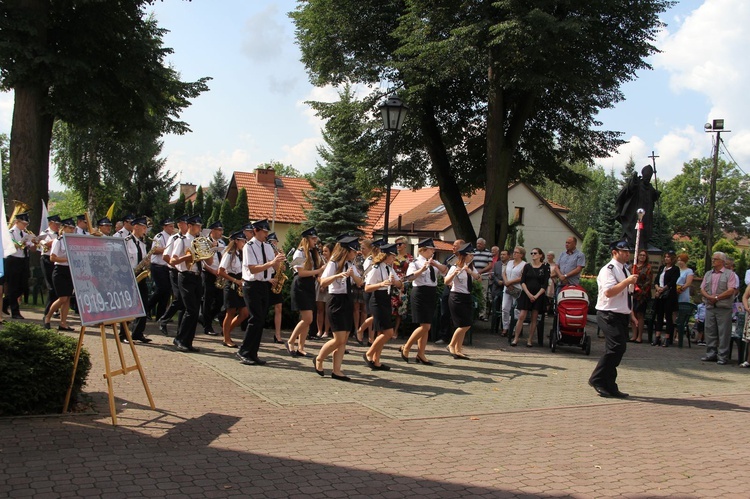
xmin=2 ymin=311 xmax=749 ymax=498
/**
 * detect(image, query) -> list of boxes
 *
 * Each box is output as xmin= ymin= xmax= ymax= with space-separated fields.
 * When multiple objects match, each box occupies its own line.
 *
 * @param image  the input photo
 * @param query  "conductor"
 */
xmin=588 ymin=240 xmax=638 ymax=399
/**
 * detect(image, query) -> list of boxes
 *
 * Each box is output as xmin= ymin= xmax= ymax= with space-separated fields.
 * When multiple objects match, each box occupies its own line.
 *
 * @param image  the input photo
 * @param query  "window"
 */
xmin=513 ymin=207 xmax=525 ymax=225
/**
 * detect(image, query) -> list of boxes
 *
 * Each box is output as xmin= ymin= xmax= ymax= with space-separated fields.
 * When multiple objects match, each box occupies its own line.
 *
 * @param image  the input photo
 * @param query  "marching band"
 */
xmin=4 ymin=204 xmax=494 ymax=381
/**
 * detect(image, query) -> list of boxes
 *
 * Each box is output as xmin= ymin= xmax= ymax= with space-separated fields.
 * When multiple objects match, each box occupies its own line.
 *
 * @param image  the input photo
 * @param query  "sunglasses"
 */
xmin=396 ymin=242 xmax=404 ymax=246
xmin=530 ymin=252 xmax=539 ymax=255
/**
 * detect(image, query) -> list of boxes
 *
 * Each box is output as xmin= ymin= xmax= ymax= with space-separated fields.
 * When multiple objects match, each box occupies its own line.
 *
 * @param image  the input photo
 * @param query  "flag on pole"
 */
xmin=40 ymin=199 xmax=49 ymax=233
xmin=0 ymin=174 xmax=20 ymax=278
xmin=106 ymin=201 xmax=116 ymax=221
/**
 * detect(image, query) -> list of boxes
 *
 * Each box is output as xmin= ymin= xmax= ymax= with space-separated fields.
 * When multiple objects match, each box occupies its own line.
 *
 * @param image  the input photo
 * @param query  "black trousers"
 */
xmin=122 ymin=279 xmax=149 ymax=340
xmin=5 ymin=256 xmax=28 ymax=315
xmin=40 ymin=255 xmax=58 ymax=316
xmin=174 ymin=272 xmax=202 ymax=347
xmin=202 ymin=272 xmax=223 ymax=331
xmin=240 ymin=281 xmax=270 ymax=360
xmin=146 ymin=265 xmax=171 ymax=321
xmin=160 ymin=268 xmax=184 ymax=327
xmin=590 ymin=311 xmax=629 ymax=392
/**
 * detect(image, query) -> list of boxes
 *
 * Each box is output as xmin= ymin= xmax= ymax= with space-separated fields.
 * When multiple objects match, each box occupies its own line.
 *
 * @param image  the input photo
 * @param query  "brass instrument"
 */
xmin=188 ymin=236 xmax=215 ymax=262
xmin=7 ymin=200 xmax=30 ymax=227
xmin=271 ymin=243 xmax=288 ymax=294
xmin=135 ymin=244 xmax=158 ymax=283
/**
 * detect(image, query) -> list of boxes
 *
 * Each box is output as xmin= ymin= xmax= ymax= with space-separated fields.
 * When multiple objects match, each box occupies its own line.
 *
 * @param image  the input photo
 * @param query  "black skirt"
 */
xmin=269 ymin=288 xmax=283 ymax=305
xmin=327 ymin=293 xmax=353 ymax=332
xmin=291 ymin=275 xmax=316 ymax=311
xmin=448 ymin=291 xmax=473 ymax=328
xmin=411 ymin=285 xmax=437 ymax=324
xmin=223 ymin=273 xmax=245 ymax=310
xmin=516 ymin=293 xmax=547 ymax=313
xmin=52 ymin=265 xmax=74 ymax=297
xmin=369 ymin=289 xmax=393 ymax=332
xmin=363 ymin=291 xmax=371 ymax=314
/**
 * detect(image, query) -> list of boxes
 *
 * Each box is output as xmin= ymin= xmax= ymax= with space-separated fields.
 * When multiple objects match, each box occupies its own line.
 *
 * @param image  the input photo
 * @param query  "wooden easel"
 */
xmin=63 ymin=320 xmax=155 ymax=425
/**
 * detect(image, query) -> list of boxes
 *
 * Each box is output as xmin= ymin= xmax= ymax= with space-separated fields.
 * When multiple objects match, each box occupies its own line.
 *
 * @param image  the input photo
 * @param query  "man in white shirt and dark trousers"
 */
xmin=120 ymin=217 xmax=152 ymax=344
xmin=237 ymin=219 xmax=285 ymax=365
xmin=589 ymin=240 xmax=638 ymax=399
xmin=171 ymin=214 xmax=204 ymax=352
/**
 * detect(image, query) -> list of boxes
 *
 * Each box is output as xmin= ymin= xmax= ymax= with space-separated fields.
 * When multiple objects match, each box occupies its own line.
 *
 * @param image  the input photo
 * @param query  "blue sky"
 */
xmin=1 ymin=0 xmax=747 ymax=192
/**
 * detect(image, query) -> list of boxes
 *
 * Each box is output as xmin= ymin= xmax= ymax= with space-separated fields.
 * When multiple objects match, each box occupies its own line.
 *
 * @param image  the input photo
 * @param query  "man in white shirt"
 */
xmin=237 ymin=219 xmax=285 ymax=365
xmin=120 ymin=217 xmax=151 ymax=344
xmin=74 ymin=214 xmax=88 ymax=235
xmin=589 ymin=240 xmax=638 ymax=399
xmin=171 ymin=214 xmax=204 ymax=352
xmin=38 ymin=214 xmax=61 ymax=317
xmin=114 ymin=214 xmax=135 ymax=238
xmin=201 ymin=220 xmax=226 ymax=336
xmin=158 ymin=214 xmax=188 ymax=335
xmin=145 ymin=218 xmax=174 ymax=328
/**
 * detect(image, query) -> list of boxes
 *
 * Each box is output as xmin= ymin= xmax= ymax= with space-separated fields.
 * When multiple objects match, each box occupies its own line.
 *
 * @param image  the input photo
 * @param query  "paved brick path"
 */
xmin=2 ymin=311 xmax=749 ymax=497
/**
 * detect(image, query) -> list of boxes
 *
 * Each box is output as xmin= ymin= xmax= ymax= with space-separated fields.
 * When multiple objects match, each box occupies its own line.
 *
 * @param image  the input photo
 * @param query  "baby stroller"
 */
xmin=549 ymin=284 xmax=591 ymax=355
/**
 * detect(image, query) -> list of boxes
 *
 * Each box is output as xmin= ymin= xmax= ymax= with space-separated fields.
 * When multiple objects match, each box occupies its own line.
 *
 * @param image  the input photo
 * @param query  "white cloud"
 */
xmin=596 ymin=135 xmax=648 ymax=173
xmin=653 ymin=0 xmax=750 ymax=176
xmin=281 ymin=137 xmax=320 ymax=173
xmin=241 ymin=5 xmax=285 ymax=63
xmin=164 ymin=148 xmax=254 ymax=188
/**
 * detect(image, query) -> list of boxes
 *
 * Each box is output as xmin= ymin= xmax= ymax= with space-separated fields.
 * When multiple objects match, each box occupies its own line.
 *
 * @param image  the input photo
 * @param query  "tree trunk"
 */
xmin=480 ymin=54 xmax=536 ymax=248
xmin=417 ymin=101 xmax=477 ymax=242
xmin=9 ymin=85 xmax=52 ymax=234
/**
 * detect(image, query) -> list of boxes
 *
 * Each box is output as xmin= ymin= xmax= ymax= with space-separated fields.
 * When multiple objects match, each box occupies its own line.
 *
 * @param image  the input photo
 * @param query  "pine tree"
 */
xmin=185 ymin=200 xmax=193 ymax=216
xmin=204 ymin=193 xmax=214 ymax=227
xmin=594 ymin=170 xmax=622 ymax=268
xmin=581 ymin=228 xmax=599 ymax=275
xmin=219 ymin=199 xmax=234 ymax=234
xmin=211 ymin=201 xmax=222 ymax=228
xmin=304 ymin=86 xmax=370 ymax=241
xmin=209 ymin=168 xmax=229 ymax=200
xmin=173 ymin=192 xmax=186 ymax=218
xmin=194 ymin=186 xmax=204 ymax=218
xmin=232 ymin=188 xmax=249 ymax=234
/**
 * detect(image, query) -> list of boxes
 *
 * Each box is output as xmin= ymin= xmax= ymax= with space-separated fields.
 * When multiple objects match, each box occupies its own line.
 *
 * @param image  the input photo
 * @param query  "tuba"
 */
xmin=271 ymin=244 xmax=288 ymax=294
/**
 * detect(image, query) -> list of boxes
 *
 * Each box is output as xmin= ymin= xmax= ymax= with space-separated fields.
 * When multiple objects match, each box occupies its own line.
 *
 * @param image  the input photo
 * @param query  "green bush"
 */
xmin=0 ymin=322 xmax=91 ymax=416
xmin=579 ymin=277 xmax=598 ymax=314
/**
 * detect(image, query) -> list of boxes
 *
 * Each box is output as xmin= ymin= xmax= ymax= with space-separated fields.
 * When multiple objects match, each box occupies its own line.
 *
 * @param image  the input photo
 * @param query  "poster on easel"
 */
xmin=64 ymin=234 xmax=146 ymax=325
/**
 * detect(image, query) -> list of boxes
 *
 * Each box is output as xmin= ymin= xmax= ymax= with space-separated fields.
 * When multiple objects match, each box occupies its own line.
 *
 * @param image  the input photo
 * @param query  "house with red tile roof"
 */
xmin=221 ymin=168 xmax=580 ymax=256
xmin=225 ymin=168 xmax=313 ymax=244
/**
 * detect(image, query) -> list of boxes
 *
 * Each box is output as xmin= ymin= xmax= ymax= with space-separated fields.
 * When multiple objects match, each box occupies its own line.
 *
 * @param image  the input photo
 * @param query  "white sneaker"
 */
xmin=740 ymin=361 xmax=750 ymax=368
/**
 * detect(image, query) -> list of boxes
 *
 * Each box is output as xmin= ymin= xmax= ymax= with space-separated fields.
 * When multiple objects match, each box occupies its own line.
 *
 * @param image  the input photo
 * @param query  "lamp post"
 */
xmin=703 ymin=119 xmax=730 ymax=273
xmin=378 ymin=94 xmax=408 ymax=242
xmin=271 ymin=177 xmax=284 ymax=232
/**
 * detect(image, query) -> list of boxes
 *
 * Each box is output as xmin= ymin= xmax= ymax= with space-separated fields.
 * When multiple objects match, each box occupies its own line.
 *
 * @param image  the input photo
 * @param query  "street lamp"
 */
xmin=378 ymin=94 xmax=408 ymax=241
xmin=703 ymin=119 xmax=730 ymax=273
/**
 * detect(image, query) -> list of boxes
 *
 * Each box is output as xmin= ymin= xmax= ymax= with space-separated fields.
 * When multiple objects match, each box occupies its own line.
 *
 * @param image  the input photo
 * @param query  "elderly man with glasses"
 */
xmin=699 ymin=252 xmax=738 ymax=365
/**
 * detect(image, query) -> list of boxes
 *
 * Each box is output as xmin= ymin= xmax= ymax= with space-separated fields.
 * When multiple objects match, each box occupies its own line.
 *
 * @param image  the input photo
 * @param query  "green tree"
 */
xmin=304 ymin=87 xmax=371 ymax=241
xmin=211 ymin=201 xmax=222 ymax=227
xmin=712 ymin=238 xmax=739 ymax=261
xmin=219 ymin=199 xmax=234 ymax=234
xmin=292 ymin=0 xmax=669 ymax=246
xmin=204 ymin=193 xmax=215 ymax=226
xmin=48 ymin=190 xmax=86 ymax=220
xmin=595 ymin=170 xmax=622 ymax=268
xmin=581 ymin=228 xmax=599 ymax=275
xmin=257 ymin=160 xmax=302 ymax=178
xmin=0 ymin=1 xmax=210 ymax=231
xmin=185 ymin=200 xmax=193 ymax=216
xmin=208 ymin=168 xmax=229 ymax=200
xmin=173 ymin=192 xmax=186 ymax=219
xmin=194 ymin=186 xmax=204 ymax=217
xmin=232 ymin=188 xmax=249 ymax=234
xmin=661 ymin=157 xmax=750 ymax=239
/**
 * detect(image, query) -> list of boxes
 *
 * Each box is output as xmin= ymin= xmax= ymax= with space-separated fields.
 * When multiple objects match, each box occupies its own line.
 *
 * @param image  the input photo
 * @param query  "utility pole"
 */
xmin=704 ymin=119 xmax=730 ymax=273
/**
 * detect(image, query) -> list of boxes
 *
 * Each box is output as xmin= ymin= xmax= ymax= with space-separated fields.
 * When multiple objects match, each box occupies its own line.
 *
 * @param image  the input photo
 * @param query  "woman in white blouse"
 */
xmin=313 ymin=237 xmax=363 ymax=381
xmin=401 ymin=238 xmax=447 ymax=365
xmin=444 ymin=243 xmax=481 ymax=359
xmin=286 ymin=227 xmax=325 ymax=356
xmin=363 ymin=243 xmax=403 ymax=370
xmin=217 ymin=231 xmax=248 ymax=348
xmin=43 ymin=218 xmax=76 ymax=331
xmin=501 ymin=246 xmax=527 ymax=337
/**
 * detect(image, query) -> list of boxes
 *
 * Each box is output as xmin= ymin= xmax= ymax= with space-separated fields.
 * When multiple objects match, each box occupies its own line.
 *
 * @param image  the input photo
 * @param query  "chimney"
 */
xmin=180 ymin=183 xmax=197 ymax=199
xmin=256 ymin=167 xmax=275 ymax=185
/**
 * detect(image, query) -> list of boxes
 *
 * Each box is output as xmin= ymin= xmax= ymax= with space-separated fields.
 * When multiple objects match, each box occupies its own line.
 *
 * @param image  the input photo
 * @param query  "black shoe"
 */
xmin=160 ymin=324 xmax=168 ymax=336
xmin=362 ymin=353 xmax=374 ymax=367
xmin=415 ymin=356 xmax=434 ymax=366
xmin=588 ymin=380 xmax=613 ymax=398
xmin=273 ymin=337 xmax=284 ymax=344
xmin=236 ymin=352 xmax=255 ymax=365
xmin=661 ymin=338 xmax=669 ymax=347
xmin=331 ymin=373 xmax=351 ymax=382
xmin=700 ymin=355 xmax=718 ymax=362
xmin=119 ymin=336 xmax=130 ymax=344
xmin=204 ymin=329 xmax=220 ymax=336
xmin=371 ymin=363 xmax=390 ymax=371
xmin=175 ymin=342 xmax=189 ymax=352
xmin=399 ymin=347 xmax=409 ymax=363
xmin=133 ymin=337 xmax=152 ymax=344
xmin=651 ymin=337 xmax=661 ymax=346
xmin=11 ymin=314 xmax=25 ymax=320
xmin=252 ymin=357 xmax=266 ymax=365
xmin=313 ymin=357 xmax=324 ymax=376
xmin=43 ymin=322 xmax=51 ymax=330
xmin=611 ymin=389 xmax=629 ymax=398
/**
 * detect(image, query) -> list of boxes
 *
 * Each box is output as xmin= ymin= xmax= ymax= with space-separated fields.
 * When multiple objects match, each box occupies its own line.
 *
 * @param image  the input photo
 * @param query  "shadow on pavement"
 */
xmin=629 ymin=395 xmax=750 ymax=413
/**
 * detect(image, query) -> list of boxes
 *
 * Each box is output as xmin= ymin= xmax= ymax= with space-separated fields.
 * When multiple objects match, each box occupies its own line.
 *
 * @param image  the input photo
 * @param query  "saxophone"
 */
xmin=271 ymin=244 xmax=288 ymax=294
xmin=135 ymin=243 xmax=158 ymax=283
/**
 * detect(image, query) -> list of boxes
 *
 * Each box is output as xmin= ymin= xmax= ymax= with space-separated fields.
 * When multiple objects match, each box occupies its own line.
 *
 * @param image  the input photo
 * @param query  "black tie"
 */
xmin=429 ymin=265 xmax=435 ymax=282
xmin=136 ymin=240 xmax=143 ymax=262
xmin=467 ymin=272 xmax=473 ymax=291
xmin=21 ymin=231 xmax=28 ymax=258
xmin=345 ymin=263 xmax=352 ymax=293
xmin=261 ymin=243 xmax=268 ymax=279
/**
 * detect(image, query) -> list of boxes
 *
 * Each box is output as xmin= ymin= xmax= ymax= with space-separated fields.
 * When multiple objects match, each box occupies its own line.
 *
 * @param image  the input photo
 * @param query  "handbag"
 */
xmin=507 ymin=286 xmax=521 ymax=299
